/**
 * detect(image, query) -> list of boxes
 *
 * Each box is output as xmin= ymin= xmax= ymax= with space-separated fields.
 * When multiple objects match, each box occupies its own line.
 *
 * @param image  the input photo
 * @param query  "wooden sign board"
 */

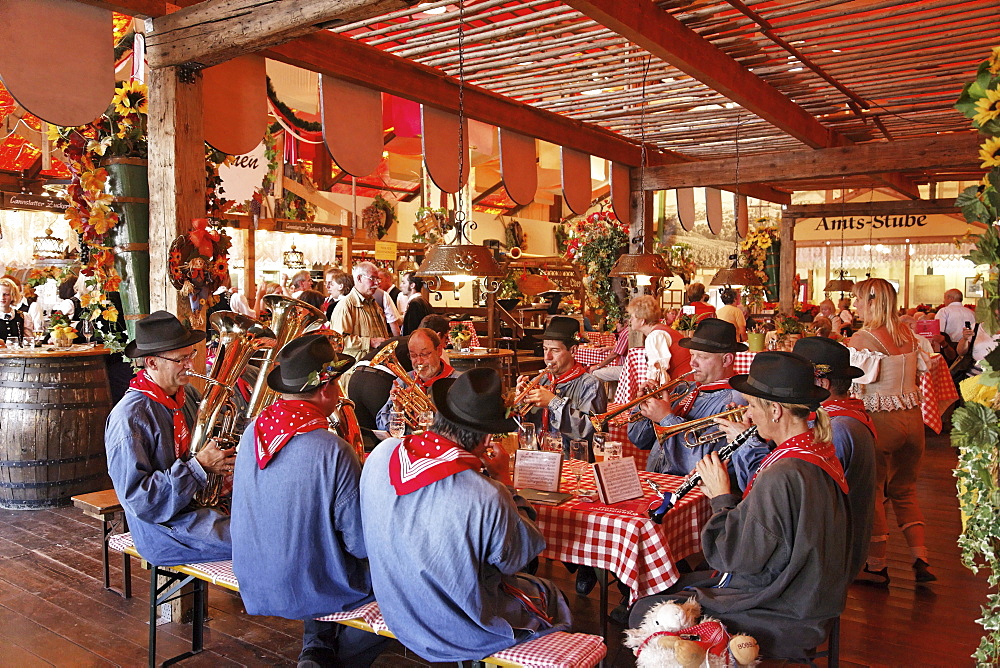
xmin=375 ymin=241 xmax=397 ymax=261
xmin=1 ymin=192 xmax=71 ymax=213
xmin=276 ymin=220 xmax=343 ymax=236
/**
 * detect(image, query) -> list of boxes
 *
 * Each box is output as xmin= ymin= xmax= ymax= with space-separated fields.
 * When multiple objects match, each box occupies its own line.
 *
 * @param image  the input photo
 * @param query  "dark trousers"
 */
xmin=300 ymin=620 xmax=388 ymax=667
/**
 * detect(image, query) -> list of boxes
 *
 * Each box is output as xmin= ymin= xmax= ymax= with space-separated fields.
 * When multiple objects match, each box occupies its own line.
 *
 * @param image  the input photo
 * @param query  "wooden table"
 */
xmin=448 ymin=348 xmax=516 ymax=385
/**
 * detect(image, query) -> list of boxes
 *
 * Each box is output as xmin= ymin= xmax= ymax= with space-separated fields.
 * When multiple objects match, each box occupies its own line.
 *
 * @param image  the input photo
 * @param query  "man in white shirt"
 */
xmin=935 ymin=288 xmax=976 ymax=345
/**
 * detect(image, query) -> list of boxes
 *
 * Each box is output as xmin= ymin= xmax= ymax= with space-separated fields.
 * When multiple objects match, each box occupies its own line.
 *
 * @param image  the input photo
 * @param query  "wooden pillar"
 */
xmin=147 ymin=65 xmax=206 ymax=316
xmin=243 ymin=226 xmax=256 ymax=300
xmin=779 ymin=212 xmax=795 ymax=313
xmin=903 ymin=241 xmax=911 ymax=309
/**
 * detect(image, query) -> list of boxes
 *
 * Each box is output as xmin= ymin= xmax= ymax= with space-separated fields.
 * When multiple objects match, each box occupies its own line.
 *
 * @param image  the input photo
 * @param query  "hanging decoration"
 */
xmin=563 ymin=208 xmax=629 ymax=322
xmin=168 ymin=218 xmax=232 ymax=328
xmin=361 ymin=193 xmax=398 ymax=240
xmin=738 ymin=221 xmax=780 ymax=309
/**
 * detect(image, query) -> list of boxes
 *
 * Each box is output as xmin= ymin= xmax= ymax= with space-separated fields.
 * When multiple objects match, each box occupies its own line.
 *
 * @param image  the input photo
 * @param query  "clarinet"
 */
xmin=648 ymin=426 xmax=759 ymax=524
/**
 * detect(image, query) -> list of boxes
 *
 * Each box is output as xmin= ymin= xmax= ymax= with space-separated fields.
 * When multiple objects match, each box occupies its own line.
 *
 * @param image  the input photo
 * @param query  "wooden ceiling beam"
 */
xmin=145 ymin=0 xmax=420 ymax=69
xmin=783 ymin=199 xmax=961 ymax=219
xmin=872 ymin=172 xmax=920 ymax=200
xmin=564 ymin=0 xmax=849 ymax=150
xmin=265 ymin=32 xmax=790 ymax=203
xmin=638 ymin=133 xmax=983 ymax=190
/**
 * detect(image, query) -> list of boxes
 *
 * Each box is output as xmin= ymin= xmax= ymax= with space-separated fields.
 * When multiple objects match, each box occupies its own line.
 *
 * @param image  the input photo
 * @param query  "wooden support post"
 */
xmin=779 ymin=212 xmax=795 ymax=314
xmin=243 ymin=226 xmax=256 ymax=300
xmin=903 ymin=241 xmax=911 ymax=309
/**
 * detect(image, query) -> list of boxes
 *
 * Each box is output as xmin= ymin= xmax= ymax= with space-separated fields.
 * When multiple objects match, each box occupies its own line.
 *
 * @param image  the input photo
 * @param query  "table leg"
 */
xmin=597 ymin=567 xmax=608 ymax=642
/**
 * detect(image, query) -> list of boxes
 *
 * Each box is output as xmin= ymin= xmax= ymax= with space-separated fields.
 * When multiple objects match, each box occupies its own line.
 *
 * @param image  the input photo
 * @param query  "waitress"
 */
xmin=0 ymin=277 xmax=32 ymax=343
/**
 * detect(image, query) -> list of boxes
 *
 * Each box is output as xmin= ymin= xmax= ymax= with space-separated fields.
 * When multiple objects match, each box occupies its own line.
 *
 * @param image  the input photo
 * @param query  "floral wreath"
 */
xmin=168 ymin=218 xmax=232 ymax=322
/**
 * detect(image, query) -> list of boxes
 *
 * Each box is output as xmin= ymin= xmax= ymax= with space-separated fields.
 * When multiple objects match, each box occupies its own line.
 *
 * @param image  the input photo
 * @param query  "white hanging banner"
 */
xmin=217 ymin=141 xmax=268 ymax=205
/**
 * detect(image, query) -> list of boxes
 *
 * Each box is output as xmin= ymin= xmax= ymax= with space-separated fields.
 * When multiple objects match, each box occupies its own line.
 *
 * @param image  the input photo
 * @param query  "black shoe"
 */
xmin=575 ymin=566 xmax=598 ymax=595
xmin=913 ymin=558 xmax=937 ymax=583
xmin=609 ymin=603 xmax=629 ymax=626
xmin=855 ymin=564 xmax=890 ymax=587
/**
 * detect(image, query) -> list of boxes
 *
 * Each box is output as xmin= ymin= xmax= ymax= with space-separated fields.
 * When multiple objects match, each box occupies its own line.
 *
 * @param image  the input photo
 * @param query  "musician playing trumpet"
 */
xmin=516 ymin=317 xmax=607 ymax=456
xmin=375 ymin=328 xmax=458 ymax=432
xmin=629 ymin=318 xmax=766 ymax=476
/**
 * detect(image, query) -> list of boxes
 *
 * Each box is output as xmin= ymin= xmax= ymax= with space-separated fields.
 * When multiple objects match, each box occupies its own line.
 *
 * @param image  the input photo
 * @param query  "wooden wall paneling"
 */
xmin=610 ymin=162 xmax=631 ymax=227
xmin=561 ymin=147 xmax=592 ymax=215
xmin=320 ymin=75 xmax=384 ymax=178
xmin=498 ymin=128 xmax=537 ymax=206
xmin=0 ymin=0 xmax=114 ymax=127
xmin=421 ymin=105 xmax=468 ymax=194
xmin=202 ymin=55 xmax=267 ymax=156
xmin=705 ymin=187 xmax=723 ymax=235
xmin=676 ymin=188 xmax=696 ymax=231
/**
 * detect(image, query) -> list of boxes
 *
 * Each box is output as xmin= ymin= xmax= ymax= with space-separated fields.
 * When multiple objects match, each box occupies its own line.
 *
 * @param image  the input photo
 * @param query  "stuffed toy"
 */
xmin=623 ymin=598 xmax=760 ymax=667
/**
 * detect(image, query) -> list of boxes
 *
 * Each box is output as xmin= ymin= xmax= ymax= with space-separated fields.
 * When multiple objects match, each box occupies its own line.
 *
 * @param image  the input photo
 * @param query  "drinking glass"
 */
xmin=541 ymin=431 xmax=563 ymax=453
xmin=592 ymin=431 xmax=608 ymax=462
xmin=79 ymin=319 xmax=94 ymax=345
xmin=569 ymin=439 xmax=588 ymax=462
xmin=418 ymin=410 xmax=434 ymax=431
xmin=22 ymin=335 xmax=35 ymax=349
xmin=5 ymin=336 xmax=19 ymax=349
xmin=388 ymin=412 xmax=407 ymax=439
xmin=604 ymin=440 xmax=623 ymax=460
xmin=518 ymin=423 xmax=537 ymax=451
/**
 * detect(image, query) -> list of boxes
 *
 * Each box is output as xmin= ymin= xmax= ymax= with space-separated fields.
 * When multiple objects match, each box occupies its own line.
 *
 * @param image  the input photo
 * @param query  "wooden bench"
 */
xmin=71 ymin=489 xmax=132 ymax=598
xmin=108 ymin=533 xmax=607 ymax=668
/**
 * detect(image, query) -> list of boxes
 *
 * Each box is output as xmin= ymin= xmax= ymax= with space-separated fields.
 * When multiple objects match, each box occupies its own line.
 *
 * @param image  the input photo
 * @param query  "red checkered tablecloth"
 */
xmin=920 ymin=354 xmax=958 ymax=433
xmin=585 ymin=332 xmax=616 ymax=348
xmin=572 ymin=345 xmax=608 ymax=367
xmin=613 ymin=347 xmax=649 ymax=404
xmin=533 ymin=460 xmax=711 ymax=604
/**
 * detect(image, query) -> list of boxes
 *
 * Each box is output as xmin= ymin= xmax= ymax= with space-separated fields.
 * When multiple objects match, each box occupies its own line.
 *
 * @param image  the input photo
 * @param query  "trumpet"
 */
xmin=652 ymin=406 xmax=748 ymax=448
xmin=588 ymin=370 xmax=696 ymax=432
xmin=372 ymin=341 xmax=435 ymax=428
xmin=649 ymin=426 xmax=758 ymax=523
xmin=512 ymin=365 xmax=553 ymax=416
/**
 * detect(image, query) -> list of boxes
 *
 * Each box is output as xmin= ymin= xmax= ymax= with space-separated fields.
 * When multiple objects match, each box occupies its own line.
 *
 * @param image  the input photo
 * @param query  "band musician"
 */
xmin=375 ymin=328 xmax=459 ymax=432
xmin=515 ymin=316 xmax=607 ymax=455
xmin=629 ymin=318 xmax=763 ymax=476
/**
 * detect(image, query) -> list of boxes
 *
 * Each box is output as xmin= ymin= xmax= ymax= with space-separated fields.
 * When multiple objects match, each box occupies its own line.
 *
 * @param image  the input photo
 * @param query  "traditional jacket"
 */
xmin=104 ymin=389 xmax=231 ymax=566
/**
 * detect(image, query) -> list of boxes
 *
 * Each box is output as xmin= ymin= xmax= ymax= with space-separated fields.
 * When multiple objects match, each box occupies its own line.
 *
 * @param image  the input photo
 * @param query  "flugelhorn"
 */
xmin=512 ymin=365 xmax=553 ymax=417
xmin=187 ymin=311 xmax=273 ymax=507
xmin=652 ymin=406 xmax=748 ymax=448
xmin=648 ymin=426 xmax=758 ymax=523
xmin=371 ymin=341 xmax=435 ymax=427
xmin=245 ymin=294 xmax=327 ymax=419
xmin=588 ymin=370 xmax=695 ymax=431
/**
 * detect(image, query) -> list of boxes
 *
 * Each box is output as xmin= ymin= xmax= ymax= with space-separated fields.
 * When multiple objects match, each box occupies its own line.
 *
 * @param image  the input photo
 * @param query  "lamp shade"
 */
xmin=416 ymin=244 xmax=503 ymax=279
xmin=823 ymin=278 xmax=855 ymax=292
xmin=710 ymin=267 xmax=762 ymax=287
xmin=609 ymin=253 xmax=672 ymax=277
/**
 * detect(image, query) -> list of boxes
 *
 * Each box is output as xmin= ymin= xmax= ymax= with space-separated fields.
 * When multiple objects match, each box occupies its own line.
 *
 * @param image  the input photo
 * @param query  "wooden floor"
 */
xmin=0 ymin=428 xmax=986 ymax=667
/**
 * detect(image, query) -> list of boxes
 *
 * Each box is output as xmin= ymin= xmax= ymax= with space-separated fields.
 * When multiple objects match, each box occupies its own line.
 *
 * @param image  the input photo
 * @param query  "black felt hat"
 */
xmin=266 ymin=334 xmax=355 ymax=394
xmin=534 ymin=315 xmax=588 ymax=345
xmin=431 ymin=368 xmax=518 ymax=434
xmin=124 ymin=310 xmax=206 ymax=358
xmin=792 ymin=336 xmax=863 ymax=379
xmin=730 ymin=351 xmax=829 ymax=408
xmin=678 ymin=317 xmax=747 ymax=353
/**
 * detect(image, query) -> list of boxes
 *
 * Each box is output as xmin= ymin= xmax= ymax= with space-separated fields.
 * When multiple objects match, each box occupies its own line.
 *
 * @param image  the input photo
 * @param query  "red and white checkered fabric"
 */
xmin=450 ymin=321 xmax=481 ymax=347
xmin=108 ymin=531 xmax=134 ymax=553
xmin=613 ymin=348 xmax=649 ymax=404
xmin=535 ymin=460 xmax=711 ymax=604
xmin=920 ymin=353 xmax=959 ymax=433
xmin=489 ymin=631 xmax=607 ymax=668
xmin=572 ymin=346 xmax=606 ymax=367
xmin=315 ymin=601 xmax=386 ymax=630
xmin=184 ymin=560 xmax=239 ymax=589
xmin=603 ymin=406 xmax=648 ymax=470
xmin=585 ymin=332 xmax=616 ymax=348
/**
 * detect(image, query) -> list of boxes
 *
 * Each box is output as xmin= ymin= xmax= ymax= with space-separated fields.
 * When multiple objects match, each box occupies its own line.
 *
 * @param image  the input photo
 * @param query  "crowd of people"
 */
xmin=100 ymin=271 xmax=973 ymax=666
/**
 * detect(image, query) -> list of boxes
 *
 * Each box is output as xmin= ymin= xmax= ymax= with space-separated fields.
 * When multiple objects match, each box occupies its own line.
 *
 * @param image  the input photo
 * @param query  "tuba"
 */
xmin=330 ymin=399 xmax=365 ymax=461
xmin=187 ymin=311 xmax=274 ymax=507
xmin=371 ymin=340 xmax=435 ymax=428
xmin=244 ymin=294 xmax=328 ymax=419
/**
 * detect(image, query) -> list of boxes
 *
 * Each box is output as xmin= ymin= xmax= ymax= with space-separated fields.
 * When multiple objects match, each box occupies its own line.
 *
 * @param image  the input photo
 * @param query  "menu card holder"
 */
xmin=513 ymin=450 xmax=563 ymax=492
xmin=593 ymin=456 xmax=644 ymax=505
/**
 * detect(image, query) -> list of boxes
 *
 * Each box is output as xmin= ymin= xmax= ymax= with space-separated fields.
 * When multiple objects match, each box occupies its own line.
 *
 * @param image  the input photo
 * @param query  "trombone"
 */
xmin=652 ymin=406 xmax=748 ymax=448
xmin=587 ymin=370 xmax=696 ymax=432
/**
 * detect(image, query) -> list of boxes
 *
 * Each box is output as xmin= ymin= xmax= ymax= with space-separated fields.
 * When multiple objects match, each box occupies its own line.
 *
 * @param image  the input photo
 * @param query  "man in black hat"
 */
xmin=516 ymin=315 xmax=607 ymax=456
xmin=105 ymin=310 xmax=234 ymax=566
xmin=360 ymin=368 xmax=572 ymax=663
xmin=726 ymin=336 xmax=877 ymax=582
xmin=629 ymin=318 xmax=764 ymax=476
xmin=230 ymin=335 xmax=385 ymax=667
xmin=630 ymin=352 xmax=851 ymax=660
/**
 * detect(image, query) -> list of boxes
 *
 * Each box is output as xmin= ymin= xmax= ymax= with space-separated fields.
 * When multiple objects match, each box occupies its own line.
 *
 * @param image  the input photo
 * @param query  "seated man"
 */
xmin=630 ymin=352 xmax=851 ymax=659
xmin=516 ymin=316 xmax=607 ymax=454
xmin=360 ymin=369 xmax=571 ymax=662
xmin=629 ymin=318 xmax=760 ymax=476
xmin=375 ymin=328 xmax=459 ymax=432
xmin=105 ymin=311 xmax=233 ymax=566
xmin=232 ymin=335 xmax=385 ymax=666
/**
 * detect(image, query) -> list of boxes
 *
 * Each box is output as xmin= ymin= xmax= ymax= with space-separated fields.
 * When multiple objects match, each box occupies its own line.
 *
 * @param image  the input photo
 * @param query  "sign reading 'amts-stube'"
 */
xmin=813 ymin=214 xmax=928 ymax=231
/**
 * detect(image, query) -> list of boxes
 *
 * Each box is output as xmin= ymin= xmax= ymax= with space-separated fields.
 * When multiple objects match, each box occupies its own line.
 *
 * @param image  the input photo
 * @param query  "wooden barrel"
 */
xmin=0 ymin=348 xmax=113 ymax=509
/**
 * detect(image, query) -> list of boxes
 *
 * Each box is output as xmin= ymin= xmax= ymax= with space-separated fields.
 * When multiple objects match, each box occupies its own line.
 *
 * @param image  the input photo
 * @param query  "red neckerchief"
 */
xmin=822 ymin=398 xmax=876 ymax=437
xmin=744 ymin=431 xmax=848 ymax=498
xmin=542 ymin=362 xmax=587 ymax=432
xmin=674 ymin=376 xmax=733 ymax=418
xmin=389 ymin=431 xmax=483 ymax=495
xmin=129 ymin=370 xmax=190 ymax=459
xmin=636 ymin=620 xmax=731 ymax=660
xmin=412 ymin=361 xmax=454 ymax=391
xmin=254 ymin=399 xmax=329 ymax=469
